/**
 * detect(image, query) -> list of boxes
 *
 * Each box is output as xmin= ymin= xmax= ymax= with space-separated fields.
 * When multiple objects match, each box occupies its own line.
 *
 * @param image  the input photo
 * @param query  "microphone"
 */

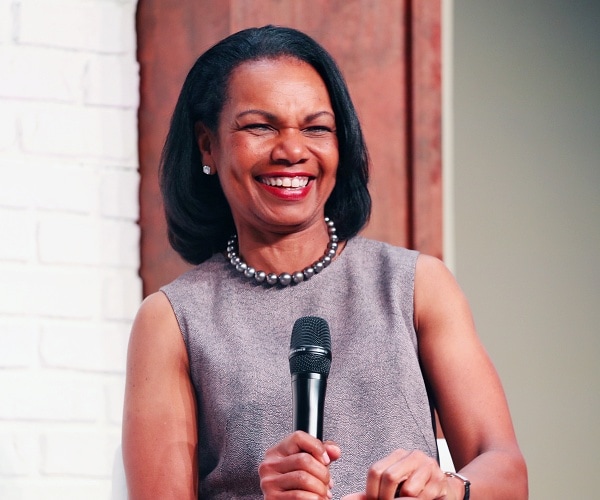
xmin=288 ymin=316 xmax=332 ymax=440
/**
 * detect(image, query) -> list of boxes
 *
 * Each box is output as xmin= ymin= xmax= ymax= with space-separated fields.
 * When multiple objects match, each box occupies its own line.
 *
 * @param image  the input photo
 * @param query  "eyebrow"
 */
xmin=236 ymin=109 xmax=335 ymax=122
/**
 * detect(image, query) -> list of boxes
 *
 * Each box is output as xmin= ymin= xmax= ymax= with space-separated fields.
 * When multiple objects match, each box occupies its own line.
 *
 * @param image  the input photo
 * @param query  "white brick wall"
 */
xmin=0 ymin=0 xmax=140 ymax=498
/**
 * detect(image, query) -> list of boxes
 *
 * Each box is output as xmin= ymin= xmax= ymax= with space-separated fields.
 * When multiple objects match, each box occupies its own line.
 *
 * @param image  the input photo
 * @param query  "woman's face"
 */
xmin=200 ymin=56 xmax=339 ymax=236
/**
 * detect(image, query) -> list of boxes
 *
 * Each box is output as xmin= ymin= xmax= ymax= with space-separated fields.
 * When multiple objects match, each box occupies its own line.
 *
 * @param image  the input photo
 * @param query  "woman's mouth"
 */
xmin=258 ymin=176 xmax=310 ymax=188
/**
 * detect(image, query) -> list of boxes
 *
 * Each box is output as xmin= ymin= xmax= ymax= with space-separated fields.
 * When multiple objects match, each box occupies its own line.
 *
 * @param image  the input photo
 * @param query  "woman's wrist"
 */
xmin=444 ymin=471 xmax=470 ymax=500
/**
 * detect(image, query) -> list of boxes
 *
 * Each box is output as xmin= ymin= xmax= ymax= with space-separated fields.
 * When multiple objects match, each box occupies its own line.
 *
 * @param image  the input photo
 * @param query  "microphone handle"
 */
xmin=291 ymin=372 xmax=327 ymax=440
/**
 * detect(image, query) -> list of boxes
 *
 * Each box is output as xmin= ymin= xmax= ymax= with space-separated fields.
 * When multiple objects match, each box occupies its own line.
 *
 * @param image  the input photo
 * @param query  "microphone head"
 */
xmin=289 ymin=316 xmax=332 ymax=377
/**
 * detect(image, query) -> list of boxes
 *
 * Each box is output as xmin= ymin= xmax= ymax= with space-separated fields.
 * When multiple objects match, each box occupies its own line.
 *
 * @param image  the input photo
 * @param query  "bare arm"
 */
xmin=122 ymin=291 xmax=198 ymax=499
xmin=415 ymin=254 xmax=528 ymax=499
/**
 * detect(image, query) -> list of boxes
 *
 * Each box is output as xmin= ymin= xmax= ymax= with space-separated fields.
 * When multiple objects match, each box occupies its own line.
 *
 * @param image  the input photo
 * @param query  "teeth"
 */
xmin=261 ymin=176 xmax=309 ymax=188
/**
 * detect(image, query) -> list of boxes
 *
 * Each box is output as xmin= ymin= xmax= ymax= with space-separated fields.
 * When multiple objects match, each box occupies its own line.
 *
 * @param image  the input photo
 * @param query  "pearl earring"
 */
xmin=202 ymin=165 xmax=211 ymax=175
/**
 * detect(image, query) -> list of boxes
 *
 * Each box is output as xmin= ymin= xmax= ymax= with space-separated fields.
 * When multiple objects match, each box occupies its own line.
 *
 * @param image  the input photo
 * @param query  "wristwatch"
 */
xmin=445 ymin=471 xmax=471 ymax=500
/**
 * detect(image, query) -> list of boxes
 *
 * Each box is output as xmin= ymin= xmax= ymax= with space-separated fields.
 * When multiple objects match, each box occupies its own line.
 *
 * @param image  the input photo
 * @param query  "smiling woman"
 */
xmin=196 ymin=57 xmax=340 ymax=268
xmin=122 ymin=25 xmax=527 ymax=500
xmin=158 ymin=26 xmax=370 ymax=267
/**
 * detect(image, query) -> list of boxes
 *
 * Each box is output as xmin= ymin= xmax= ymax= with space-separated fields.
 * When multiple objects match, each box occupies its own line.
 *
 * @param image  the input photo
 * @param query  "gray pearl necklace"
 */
xmin=226 ymin=217 xmax=339 ymax=287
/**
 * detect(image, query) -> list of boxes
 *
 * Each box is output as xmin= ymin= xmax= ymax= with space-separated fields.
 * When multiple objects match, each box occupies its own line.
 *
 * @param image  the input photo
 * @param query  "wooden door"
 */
xmin=137 ymin=0 xmax=441 ymax=295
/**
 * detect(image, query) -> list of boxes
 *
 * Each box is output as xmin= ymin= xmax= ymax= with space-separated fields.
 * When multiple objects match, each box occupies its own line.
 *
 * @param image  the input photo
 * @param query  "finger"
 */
xmin=400 ymin=471 xmax=447 ymax=499
xmin=275 ymin=448 xmax=331 ymax=480
xmin=365 ymin=449 xmax=411 ymax=499
xmin=324 ymin=441 xmax=342 ymax=462
xmin=340 ymin=494 xmax=366 ymax=500
xmin=260 ymin=437 xmax=335 ymax=496
xmin=259 ymin=433 xmax=340 ymax=498
xmin=271 ymin=468 xmax=333 ymax=498
xmin=276 ymin=431 xmax=332 ymax=465
xmin=395 ymin=452 xmax=445 ymax=499
xmin=259 ymin=463 xmax=331 ymax=499
xmin=261 ymin=451 xmax=329 ymax=486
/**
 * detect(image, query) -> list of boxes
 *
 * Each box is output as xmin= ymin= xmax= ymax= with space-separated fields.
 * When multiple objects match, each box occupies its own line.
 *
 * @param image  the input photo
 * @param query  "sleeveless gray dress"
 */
xmin=161 ymin=236 xmax=437 ymax=499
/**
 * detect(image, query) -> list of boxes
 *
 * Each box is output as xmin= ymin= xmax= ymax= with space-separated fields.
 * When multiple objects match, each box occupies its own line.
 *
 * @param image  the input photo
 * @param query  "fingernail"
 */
xmin=327 ymin=489 xmax=333 ymax=499
xmin=322 ymin=452 xmax=330 ymax=464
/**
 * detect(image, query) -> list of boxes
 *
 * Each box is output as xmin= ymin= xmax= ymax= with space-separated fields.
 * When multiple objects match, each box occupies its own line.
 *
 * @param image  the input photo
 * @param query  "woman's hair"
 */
xmin=160 ymin=25 xmax=371 ymax=264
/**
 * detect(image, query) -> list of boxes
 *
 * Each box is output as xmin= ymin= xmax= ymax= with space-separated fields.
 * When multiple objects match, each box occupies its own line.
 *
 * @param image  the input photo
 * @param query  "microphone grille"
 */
xmin=289 ymin=316 xmax=331 ymax=376
xmin=290 ymin=316 xmax=331 ymax=351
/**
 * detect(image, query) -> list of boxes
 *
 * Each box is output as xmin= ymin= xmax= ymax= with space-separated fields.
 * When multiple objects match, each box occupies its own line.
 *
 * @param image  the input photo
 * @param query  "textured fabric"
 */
xmin=161 ymin=236 xmax=437 ymax=499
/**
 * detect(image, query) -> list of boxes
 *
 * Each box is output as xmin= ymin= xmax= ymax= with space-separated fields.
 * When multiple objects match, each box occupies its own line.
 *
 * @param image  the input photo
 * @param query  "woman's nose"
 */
xmin=271 ymin=128 xmax=308 ymax=165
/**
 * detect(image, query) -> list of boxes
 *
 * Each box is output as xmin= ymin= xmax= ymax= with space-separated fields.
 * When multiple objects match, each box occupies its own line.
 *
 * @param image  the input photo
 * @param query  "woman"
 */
xmin=123 ymin=26 xmax=527 ymax=499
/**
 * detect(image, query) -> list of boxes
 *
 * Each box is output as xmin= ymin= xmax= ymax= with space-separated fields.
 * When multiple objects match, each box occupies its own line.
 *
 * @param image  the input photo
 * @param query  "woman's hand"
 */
xmin=341 ymin=449 xmax=455 ymax=500
xmin=259 ymin=431 xmax=341 ymax=499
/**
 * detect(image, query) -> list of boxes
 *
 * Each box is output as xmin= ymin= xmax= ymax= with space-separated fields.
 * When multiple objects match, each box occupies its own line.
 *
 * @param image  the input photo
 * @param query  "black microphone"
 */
xmin=288 ymin=316 xmax=332 ymax=440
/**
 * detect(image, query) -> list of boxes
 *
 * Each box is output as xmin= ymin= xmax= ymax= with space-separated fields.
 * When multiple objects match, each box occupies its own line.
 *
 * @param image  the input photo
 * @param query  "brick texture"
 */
xmin=0 ymin=1 xmax=140 ymax=497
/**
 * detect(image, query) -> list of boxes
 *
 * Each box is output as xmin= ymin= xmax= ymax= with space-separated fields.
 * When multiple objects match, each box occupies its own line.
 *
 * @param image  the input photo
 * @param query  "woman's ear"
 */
xmin=195 ymin=122 xmax=217 ymax=172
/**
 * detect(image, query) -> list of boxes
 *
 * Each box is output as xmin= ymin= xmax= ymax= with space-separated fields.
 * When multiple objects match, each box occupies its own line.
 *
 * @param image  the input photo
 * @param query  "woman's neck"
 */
xmin=234 ymin=220 xmax=332 ymax=276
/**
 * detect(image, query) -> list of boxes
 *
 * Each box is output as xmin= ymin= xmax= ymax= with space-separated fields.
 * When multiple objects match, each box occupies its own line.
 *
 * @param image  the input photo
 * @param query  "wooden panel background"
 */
xmin=137 ymin=0 xmax=441 ymax=295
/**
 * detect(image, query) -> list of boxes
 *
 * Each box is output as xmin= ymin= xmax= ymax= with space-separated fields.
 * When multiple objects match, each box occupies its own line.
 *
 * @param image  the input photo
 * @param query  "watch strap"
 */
xmin=445 ymin=471 xmax=471 ymax=500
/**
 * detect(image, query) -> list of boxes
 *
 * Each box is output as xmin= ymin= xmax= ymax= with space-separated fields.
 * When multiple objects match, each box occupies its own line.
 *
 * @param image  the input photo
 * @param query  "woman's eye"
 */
xmin=244 ymin=123 xmax=272 ymax=132
xmin=304 ymin=126 xmax=334 ymax=136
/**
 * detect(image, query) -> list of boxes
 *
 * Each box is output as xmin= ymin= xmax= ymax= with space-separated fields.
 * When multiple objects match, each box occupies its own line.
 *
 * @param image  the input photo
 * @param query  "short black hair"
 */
xmin=160 ymin=25 xmax=371 ymax=265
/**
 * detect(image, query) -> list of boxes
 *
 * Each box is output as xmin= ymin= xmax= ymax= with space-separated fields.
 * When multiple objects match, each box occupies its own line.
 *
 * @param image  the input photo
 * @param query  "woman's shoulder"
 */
xmin=129 ymin=290 xmax=186 ymax=360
